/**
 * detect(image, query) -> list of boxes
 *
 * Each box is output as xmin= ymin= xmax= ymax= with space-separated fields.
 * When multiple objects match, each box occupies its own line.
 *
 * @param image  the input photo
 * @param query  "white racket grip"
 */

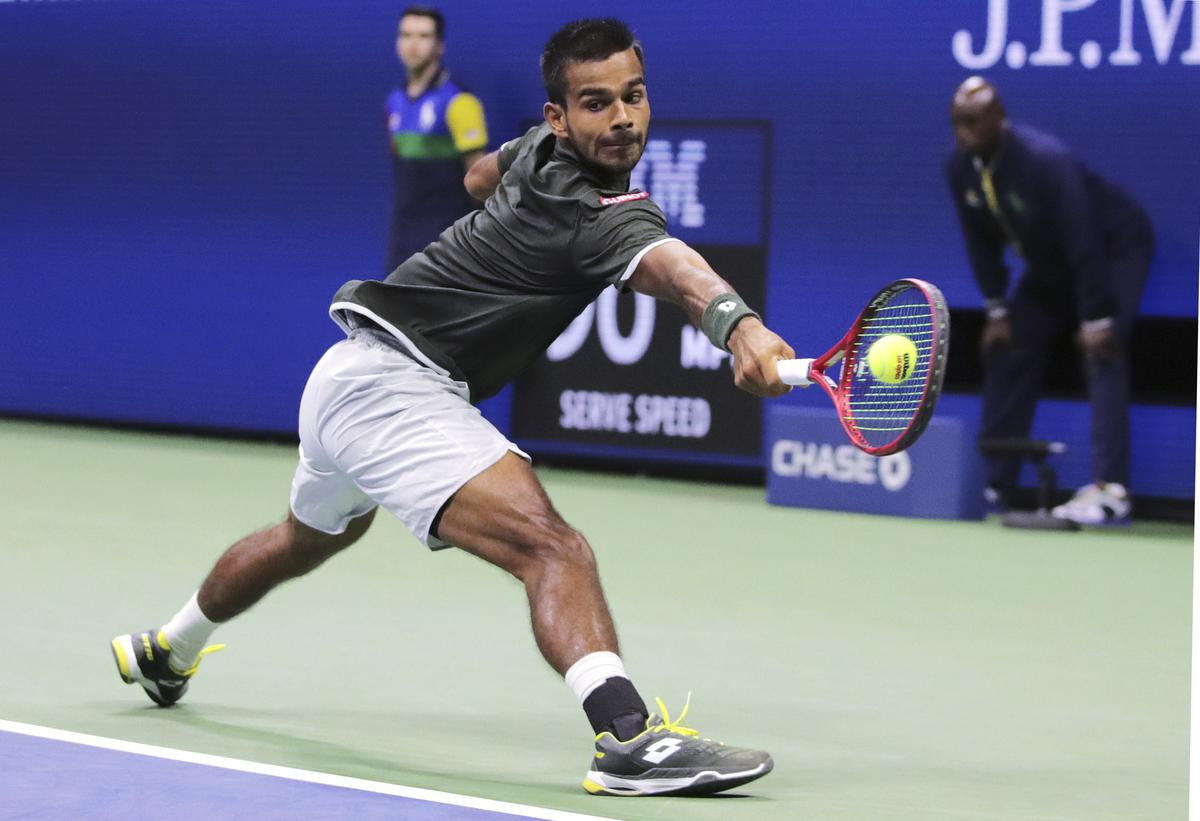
xmin=776 ymin=358 xmax=815 ymax=387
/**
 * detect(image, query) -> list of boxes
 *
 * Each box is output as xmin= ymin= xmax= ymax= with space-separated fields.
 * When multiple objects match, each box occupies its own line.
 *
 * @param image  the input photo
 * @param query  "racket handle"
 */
xmin=776 ymin=358 xmax=815 ymax=387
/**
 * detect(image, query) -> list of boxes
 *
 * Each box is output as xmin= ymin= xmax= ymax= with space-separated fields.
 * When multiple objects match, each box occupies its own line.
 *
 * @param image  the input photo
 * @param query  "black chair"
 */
xmin=976 ymin=438 xmax=1080 ymax=531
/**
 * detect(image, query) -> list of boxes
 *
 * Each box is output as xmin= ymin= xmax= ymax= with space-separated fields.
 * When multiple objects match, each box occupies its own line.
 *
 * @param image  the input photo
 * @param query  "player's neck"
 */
xmin=554 ymin=137 xmax=630 ymax=191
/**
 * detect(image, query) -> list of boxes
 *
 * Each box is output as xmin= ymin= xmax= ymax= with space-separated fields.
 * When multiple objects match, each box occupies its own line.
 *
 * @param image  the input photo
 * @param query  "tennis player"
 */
xmin=112 ymin=18 xmax=791 ymax=797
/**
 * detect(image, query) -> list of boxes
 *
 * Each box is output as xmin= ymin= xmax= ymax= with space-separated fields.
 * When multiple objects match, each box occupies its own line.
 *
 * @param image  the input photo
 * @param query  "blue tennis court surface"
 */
xmin=0 ymin=721 xmax=612 ymax=821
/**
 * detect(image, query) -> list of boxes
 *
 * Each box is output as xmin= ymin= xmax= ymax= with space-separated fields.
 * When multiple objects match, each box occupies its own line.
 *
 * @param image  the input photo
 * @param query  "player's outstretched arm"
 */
xmin=628 ymin=241 xmax=794 ymax=397
xmin=464 ymin=151 xmax=502 ymax=201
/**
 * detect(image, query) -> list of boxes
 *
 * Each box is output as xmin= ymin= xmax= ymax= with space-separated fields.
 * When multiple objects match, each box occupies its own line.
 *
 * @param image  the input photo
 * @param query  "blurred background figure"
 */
xmin=385 ymin=5 xmax=489 ymax=272
xmin=945 ymin=76 xmax=1153 ymax=526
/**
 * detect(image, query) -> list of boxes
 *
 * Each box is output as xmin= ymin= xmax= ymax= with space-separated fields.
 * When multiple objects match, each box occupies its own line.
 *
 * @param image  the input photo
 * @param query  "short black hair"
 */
xmin=540 ymin=18 xmax=644 ymax=105
xmin=401 ymin=5 xmax=445 ymax=41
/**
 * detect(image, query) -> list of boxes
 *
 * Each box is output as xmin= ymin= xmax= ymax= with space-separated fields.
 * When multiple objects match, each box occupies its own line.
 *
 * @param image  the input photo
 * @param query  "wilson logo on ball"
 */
xmin=866 ymin=334 xmax=918 ymax=384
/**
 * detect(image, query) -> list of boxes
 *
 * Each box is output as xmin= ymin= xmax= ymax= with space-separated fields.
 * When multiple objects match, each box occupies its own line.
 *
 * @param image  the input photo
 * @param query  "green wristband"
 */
xmin=701 ymin=292 xmax=760 ymax=351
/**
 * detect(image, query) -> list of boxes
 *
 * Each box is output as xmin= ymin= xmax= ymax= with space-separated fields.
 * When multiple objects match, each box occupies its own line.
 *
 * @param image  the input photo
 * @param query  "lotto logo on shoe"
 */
xmin=642 ymin=738 xmax=684 ymax=764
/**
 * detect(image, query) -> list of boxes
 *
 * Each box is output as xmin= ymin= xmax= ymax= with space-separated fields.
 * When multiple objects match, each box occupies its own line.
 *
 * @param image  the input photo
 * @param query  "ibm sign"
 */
xmin=766 ymin=406 xmax=986 ymax=520
xmin=629 ymin=140 xmax=707 ymax=229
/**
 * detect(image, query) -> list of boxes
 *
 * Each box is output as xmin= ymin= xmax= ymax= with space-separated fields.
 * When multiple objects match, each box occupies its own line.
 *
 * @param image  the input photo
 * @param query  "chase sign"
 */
xmin=766 ymin=406 xmax=985 ymax=520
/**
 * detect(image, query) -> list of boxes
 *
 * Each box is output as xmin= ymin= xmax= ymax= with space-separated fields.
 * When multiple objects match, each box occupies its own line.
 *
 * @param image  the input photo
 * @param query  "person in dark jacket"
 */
xmin=946 ymin=76 xmax=1153 ymax=525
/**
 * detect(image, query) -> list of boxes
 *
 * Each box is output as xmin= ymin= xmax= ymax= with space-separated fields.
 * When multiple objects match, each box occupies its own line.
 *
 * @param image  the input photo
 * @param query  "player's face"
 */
xmin=547 ymin=48 xmax=649 ymax=175
xmin=396 ymin=15 xmax=443 ymax=74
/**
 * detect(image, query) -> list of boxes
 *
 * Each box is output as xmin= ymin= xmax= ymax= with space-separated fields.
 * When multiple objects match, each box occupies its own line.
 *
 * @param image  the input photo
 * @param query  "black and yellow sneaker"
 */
xmin=110 ymin=629 xmax=223 ymax=707
xmin=583 ymin=696 xmax=773 ymax=796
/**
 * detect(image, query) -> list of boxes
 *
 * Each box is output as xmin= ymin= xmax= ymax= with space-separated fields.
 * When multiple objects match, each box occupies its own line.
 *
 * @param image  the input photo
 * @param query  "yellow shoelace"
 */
xmin=157 ymin=630 xmax=225 ymax=677
xmin=651 ymin=694 xmax=726 ymax=746
xmin=178 ymin=643 xmax=226 ymax=677
xmin=652 ymin=693 xmax=699 ymax=737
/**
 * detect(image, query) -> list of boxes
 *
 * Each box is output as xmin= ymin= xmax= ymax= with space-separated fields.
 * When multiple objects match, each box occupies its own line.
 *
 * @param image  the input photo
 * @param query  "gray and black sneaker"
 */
xmin=110 ymin=629 xmax=223 ymax=707
xmin=583 ymin=696 xmax=774 ymax=796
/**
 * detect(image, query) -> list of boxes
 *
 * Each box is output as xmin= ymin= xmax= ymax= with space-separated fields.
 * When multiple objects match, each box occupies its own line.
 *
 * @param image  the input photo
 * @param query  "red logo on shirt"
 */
xmin=599 ymin=191 xmax=650 ymax=206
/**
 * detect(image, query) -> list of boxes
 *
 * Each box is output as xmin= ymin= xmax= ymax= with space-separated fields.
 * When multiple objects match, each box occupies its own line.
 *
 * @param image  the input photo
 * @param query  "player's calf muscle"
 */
xmin=198 ymin=511 xmax=373 ymax=620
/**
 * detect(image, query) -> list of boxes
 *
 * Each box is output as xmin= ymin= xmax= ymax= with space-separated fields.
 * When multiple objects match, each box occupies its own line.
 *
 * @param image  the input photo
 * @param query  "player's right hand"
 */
xmin=727 ymin=317 xmax=795 ymax=397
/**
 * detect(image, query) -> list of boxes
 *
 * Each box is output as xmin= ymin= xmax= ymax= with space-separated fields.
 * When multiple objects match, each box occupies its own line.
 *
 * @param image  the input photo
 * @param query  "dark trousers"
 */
xmin=980 ymin=246 xmax=1152 ymax=490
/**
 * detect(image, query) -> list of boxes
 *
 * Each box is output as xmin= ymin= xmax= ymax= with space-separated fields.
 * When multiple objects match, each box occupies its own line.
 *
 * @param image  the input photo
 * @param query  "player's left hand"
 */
xmin=1078 ymin=322 xmax=1117 ymax=362
xmin=727 ymin=317 xmax=795 ymax=397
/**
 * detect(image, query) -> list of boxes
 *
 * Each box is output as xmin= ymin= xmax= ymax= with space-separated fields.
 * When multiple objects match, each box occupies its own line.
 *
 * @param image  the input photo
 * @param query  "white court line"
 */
xmin=0 ymin=719 xmax=616 ymax=821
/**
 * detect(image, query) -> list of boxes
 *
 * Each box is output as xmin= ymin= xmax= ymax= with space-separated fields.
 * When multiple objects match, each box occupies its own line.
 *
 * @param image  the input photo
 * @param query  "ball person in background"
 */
xmin=112 ymin=19 xmax=790 ymax=797
xmin=385 ymin=6 xmax=489 ymax=272
xmin=946 ymin=76 xmax=1153 ymax=525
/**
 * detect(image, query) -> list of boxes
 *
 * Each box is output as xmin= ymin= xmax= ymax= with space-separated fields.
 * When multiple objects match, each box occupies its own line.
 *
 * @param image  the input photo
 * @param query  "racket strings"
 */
xmin=840 ymin=287 xmax=936 ymax=446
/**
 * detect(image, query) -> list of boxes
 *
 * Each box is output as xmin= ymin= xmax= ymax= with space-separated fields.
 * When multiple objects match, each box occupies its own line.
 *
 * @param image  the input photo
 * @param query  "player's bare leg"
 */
xmin=439 ymin=451 xmax=773 ymax=796
xmin=111 ymin=509 xmax=375 ymax=706
xmin=439 ymin=452 xmax=652 ymax=742
xmin=437 ymin=452 xmax=618 ymax=675
xmin=198 ymin=509 xmax=377 ymax=621
xmin=436 ymin=453 xmax=647 ymax=740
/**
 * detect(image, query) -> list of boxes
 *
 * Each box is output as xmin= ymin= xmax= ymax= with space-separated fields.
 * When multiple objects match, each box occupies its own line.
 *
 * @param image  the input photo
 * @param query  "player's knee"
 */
xmin=519 ymin=515 xmax=596 ymax=575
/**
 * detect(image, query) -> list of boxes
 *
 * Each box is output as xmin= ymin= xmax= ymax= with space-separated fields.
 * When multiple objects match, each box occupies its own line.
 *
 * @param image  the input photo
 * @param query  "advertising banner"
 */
xmin=766 ymin=405 xmax=986 ymax=520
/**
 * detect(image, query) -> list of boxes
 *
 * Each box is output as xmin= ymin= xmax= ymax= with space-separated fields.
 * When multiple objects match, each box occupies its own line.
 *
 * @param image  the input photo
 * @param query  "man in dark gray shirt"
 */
xmin=333 ymin=118 xmax=677 ymax=403
xmin=112 ymin=18 xmax=791 ymax=797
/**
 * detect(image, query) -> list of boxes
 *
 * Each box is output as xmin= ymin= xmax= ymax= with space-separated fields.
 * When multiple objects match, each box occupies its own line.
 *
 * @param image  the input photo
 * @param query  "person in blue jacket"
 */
xmin=946 ymin=76 xmax=1153 ymax=525
xmin=385 ymin=6 xmax=490 ymax=272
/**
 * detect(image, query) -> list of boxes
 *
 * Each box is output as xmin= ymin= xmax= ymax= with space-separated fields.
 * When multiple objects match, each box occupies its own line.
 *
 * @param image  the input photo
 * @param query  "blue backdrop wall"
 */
xmin=1 ymin=1 xmax=1196 ymax=496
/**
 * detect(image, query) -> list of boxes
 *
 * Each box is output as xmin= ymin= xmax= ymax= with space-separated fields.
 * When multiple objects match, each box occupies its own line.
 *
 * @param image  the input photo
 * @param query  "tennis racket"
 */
xmin=775 ymin=278 xmax=949 ymax=456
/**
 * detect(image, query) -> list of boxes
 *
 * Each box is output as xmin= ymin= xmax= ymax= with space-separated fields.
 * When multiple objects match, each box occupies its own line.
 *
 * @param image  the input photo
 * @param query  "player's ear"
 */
xmin=544 ymin=101 xmax=568 ymax=139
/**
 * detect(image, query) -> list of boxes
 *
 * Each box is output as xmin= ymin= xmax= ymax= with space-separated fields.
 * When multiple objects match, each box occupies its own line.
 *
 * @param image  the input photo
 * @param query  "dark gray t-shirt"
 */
xmin=331 ymin=123 xmax=675 ymax=401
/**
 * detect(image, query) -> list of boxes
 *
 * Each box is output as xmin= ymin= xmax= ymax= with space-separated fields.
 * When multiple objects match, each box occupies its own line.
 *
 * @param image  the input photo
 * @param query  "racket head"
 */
xmin=820 ymin=278 xmax=950 ymax=455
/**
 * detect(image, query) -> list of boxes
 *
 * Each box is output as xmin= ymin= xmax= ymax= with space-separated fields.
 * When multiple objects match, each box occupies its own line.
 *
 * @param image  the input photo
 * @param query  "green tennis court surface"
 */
xmin=0 ymin=419 xmax=1190 ymax=820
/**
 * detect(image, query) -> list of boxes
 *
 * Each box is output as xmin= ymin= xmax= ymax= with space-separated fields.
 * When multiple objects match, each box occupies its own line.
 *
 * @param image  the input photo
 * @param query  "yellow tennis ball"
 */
xmin=867 ymin=334 xmax=918 ymax=383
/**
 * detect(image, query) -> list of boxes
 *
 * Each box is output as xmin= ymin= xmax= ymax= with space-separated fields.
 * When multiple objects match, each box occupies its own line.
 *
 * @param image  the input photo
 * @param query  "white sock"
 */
xmin=565 ymin=651 xmax=628 ymax=705
xmin=161 ymin=592 xmax=218 ymax=673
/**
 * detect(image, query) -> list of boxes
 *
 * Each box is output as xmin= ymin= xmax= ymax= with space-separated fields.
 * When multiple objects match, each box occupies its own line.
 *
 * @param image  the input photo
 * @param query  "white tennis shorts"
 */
xmin=289 ymin=329 xmax=526 ymax=548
